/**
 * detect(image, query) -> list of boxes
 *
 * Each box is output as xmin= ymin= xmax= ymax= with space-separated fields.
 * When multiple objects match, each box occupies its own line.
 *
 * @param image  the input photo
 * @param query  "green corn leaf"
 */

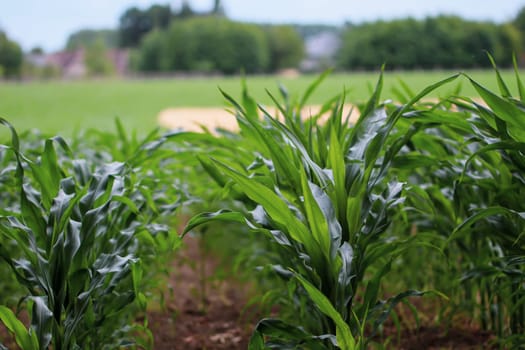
xmin=349 ymin=107 xmax=388 ymax=162
xmin=513 ymin=55 xmax=525 ymax=101
xmin=265 ymin=89 xmax=288 ymax=120
xmin=219 ymin=88 xmax=245 ymax=116
xmin=0 ymin=118 xmax=20 ymax=151
xmin=63 ymin=220 xmax=81 ymax=272
xmin=197 ymin=155 xmax=233 ymax=189
xmin=460 ymin=141 xmax=525 ymax=182
xmin=295 ymin=274 xmax=356 ymax=350
xmin=249 ymin=318 xmax=333 ymax=350
xmin=370 ymin=290 xmax=444 ymax=335
xmin=307 ymin=179 xmax=342 ymax=259
xmin=359 ymin=67 xmax=384 ymax=119
xmin=33 ymin=139 xmax=61 ymax=209
xmin=346 ymin=194 xmax=364 ymax=242
xmin=300 ymin=168 xmax=331 ymax=261
xmin=260 ymin=107 xmax=330 ymax=186
xmin=398 ymin=78 xmax=416 ymax=100
xmin=182 ymin=209 xmax=246 ymax=236
xmin=336 ymin=242 xmax=355 ymax=311
xmin=29 ymin=297 xmax=53 ymax=349
xmin=467 ymin=76 xmax=525 ymax=131
xmin=402 ymin=109 xmax=471 ymax=132
xmin=49 ymin=189 xmax=76 ymax=246
xmin=212 ymin=159 xmax=322 ymax=266
xmin=131 ymin=260 xmax=147 ymax=310
xmin=299 ymin=68 xmax=332 ymax=109
xmin=278 ymin=81 xmax=289 ymax=101
xmin=113 ymin=195 xmax=140 ymax=214
xmin=328 ymin=125 xmax=347 ymax=227
xmin=448 ymin=206 xmax=525 ymax=243
xmin=0 ymin=306 xmax=38 ymax=350
xmin=19 ymin=186 xmax=47 ymax=239
xmin=241 ymin=79 xmax=260 ymax=121
xmin=238 ymin=104 xmax=303 ymax=189
xmin=392 ymin=154 xmax=440 ymax=169
xmin=396 ymin=74 xmax=459 ymax=119
xmin=361 ymin=260 xmax=393 ymax=318
xmin=487 ymin=53 xmax=512 ymax=98
xmin=212 ymin=160 xmax=310 ymax=241
xmin=115 ymin=118 xmax=130 ymax=154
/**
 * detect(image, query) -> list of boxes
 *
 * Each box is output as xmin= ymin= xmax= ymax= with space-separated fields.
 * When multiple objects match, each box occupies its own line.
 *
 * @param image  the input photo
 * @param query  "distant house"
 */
xmin=26 ymin=49 xmax=129 ymax=79
xmin=46 ymin=50 xmax=86 ymax=79
xmin=301 ymin=31 xmax=341 ymax=72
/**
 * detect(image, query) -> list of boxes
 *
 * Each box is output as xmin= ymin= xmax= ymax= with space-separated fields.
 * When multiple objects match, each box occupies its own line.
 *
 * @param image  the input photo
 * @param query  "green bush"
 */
xmin=84 ymin=39 xmax=115 ymax=76
xmin=134 ymin=30 xmax=165 ymax=72
xmin=338 ymin=16 xmax=522 ymax=70
xmin=264 ymin=25 xmax=305 ymax=71
xmin=136 ymin=17 xmax=270 ymax=74
xmin=0 ymin=31 xmax=23 ymax=78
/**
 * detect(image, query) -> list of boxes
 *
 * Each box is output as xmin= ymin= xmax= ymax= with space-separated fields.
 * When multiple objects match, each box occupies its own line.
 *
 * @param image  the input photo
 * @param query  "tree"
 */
xmin=134 ymin=30 xmax=164 ymax=72
xmin=118 ymin=5 xmax=172 ymax=48
xmin=513 ymin=6 xmax=525 ymax=34
xmin=30 ymin=47 xmax=44 ymax=55
xmin=147 ymin=4 xmax=173 ymax=29
xmin=265 ymin=25 xmax=305 ymax=71
xmin=119 ymin=7 xmax=150 ymax=47
xmin=495 ymin=23 xmax=522 ymax=65
xmin=66 ymin=29 xmax=117 ymax=50
xmin=512 ymin=6 xmax=525 ymax=58
xmin=212 ymin=0 xmax=225 ymax=16
xmin=0 ymin=31 xmax=23 ymax=78
xmin=338 ymin=16 xmax=518 ymax=70
xmin=177 ymin=1 xmax=195 ymax=19
xmin=134 ymin=18 xmax=270 ymax=74
xmin=84 ymin=39 xmax=114 ymax=76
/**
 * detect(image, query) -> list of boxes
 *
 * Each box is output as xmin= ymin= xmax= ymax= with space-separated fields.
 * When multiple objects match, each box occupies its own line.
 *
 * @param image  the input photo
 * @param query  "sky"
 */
xmin=1 ymin=0 xmax=524 ymax=52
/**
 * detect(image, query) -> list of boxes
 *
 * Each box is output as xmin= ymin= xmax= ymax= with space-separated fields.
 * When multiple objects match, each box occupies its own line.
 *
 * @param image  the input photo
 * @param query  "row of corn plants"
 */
xmin=184 ymin=71 xmax=458 ymax=349
xmin=183 ymin=62 xmax=525 ymax=348
xmin=1 ymin=58 xmax=524 ymax=348
xmin=0 ymin=120 xmax=186 ymax=349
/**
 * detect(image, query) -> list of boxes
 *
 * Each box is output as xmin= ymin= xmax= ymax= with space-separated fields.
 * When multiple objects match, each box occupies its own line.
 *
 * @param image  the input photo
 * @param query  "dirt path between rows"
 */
xmin=148 ymin=236 xmax=258 ymax=350
xmin=149 ymin=236 xmax=495 ymax=349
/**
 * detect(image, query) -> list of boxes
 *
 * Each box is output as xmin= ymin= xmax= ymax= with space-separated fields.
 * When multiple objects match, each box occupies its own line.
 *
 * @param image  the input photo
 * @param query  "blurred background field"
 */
xmin=2 ymin=0 xmax=525 ymax=136
xmin=1 ymin=69 xmax=522 ymax=136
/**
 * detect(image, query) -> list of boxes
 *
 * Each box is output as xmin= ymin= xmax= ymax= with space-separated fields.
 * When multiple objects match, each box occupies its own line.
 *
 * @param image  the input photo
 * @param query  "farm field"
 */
xmin=0 ymin=69 xmax=522 ymax=137
xmin=1 ymin=66 xmax=524 ymax=349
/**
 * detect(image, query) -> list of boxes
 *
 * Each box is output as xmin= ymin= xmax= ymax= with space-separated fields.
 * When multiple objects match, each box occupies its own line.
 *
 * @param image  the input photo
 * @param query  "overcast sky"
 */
xmin=1 ymin=0 xmax=524 ymax=52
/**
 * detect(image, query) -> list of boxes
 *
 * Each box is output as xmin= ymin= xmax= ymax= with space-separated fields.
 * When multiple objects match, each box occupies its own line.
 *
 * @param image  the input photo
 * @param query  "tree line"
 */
xmin=338 ymin=16 xmax=522 ymax=70
xmin=118 ymin=3 xmax=304 ymax=74
xmin=4 ymin=2 xmax=525 ymax=78
xmin=131 ymin=18 xmax=304 ymax=74
xmin=129 ymin=6 xmax=525 ymax=74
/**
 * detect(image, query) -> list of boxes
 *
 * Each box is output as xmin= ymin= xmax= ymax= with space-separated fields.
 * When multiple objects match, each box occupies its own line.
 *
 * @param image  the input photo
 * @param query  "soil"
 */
xmin=147 ymin=236 xmax=259 ymax=350
xmin=148 ymin=236 xmax=497 ymax=350
xmin=0 ymin=236 xmax=499 ymax=350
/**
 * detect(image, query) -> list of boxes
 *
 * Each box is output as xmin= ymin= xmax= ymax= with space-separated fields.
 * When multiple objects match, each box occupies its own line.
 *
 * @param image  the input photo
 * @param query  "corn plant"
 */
xmin=0 ymin=118 xmax=183 ymax=349
xmin=386 ymin=57 xmax=525 ymax=346
xmin=446 ymin=61 xmax=525 ymax=346
xmin=71 ymin=121 xmax=188 ymax=292
xmin=184 ymin=72 xmax=458 ymax=349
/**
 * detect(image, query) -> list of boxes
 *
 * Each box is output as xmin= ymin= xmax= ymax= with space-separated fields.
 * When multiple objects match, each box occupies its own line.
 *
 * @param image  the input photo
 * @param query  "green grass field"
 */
xmin=0 ymin=69 xmax=521 ymax=137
